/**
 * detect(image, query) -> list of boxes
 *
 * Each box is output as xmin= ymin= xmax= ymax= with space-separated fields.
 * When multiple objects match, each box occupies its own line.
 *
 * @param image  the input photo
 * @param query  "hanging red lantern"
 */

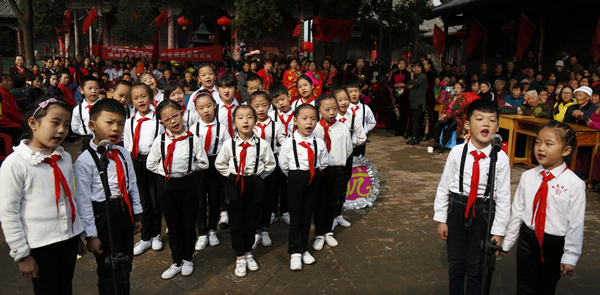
xmin=178 ymin=17 xmax=192 ymax=30
xmin=217 ymin=16 xmax=231 ymax=30
xmin=456 ymin=28 xmax=470 ymax=40
xmin=501 ymin=21 xmax=519 ymax=36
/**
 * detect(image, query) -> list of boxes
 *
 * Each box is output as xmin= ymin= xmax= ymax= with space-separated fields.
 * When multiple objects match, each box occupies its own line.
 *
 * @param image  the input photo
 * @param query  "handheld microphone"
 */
xmin=491 ymin=134 xmax=503 ymax=153
xmin=97 ymin=139 xmax=113 ymax=154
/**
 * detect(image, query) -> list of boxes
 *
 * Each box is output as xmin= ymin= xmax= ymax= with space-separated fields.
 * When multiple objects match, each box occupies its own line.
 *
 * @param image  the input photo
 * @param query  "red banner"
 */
xmin=516 ymin=13 xmax=536 ymax=59
xmin=432 ymin=24 xmax=446 ymax=55
xmin=591 ymin=16 xmax=600 ymax=57
xmin=311 ymin=17 xmax=355 ymax=43
xmin=92 ymin=45 xmax=223 ymax=62
xmin=82 ymin=7 xmax=98 ymax=35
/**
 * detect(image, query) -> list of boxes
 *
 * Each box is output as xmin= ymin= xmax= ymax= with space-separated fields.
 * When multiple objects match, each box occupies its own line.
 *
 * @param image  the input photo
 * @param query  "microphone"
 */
xmin=491 ymin=134 xmax=502 ymax=153
xmin=97 ymin=139 xmax=113 ymax=154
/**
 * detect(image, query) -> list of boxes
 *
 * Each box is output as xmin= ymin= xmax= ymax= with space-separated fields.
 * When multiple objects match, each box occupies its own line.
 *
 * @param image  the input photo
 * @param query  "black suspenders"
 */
xmin=350 ymin=114 xmax=356 ymax=137
xmin=270 ymin=121 xmax=275 ymax=150
xmin=130 ymin=115 xmax=160 ymax=139
xmin=196 ymin=122 xmax=220 ymax=155
xmin=79 ymin=104 xmax=88 ymax=135
xmin=291 ymin=138 xmax=318 ymax=170
xmin=160 ymin=134 xmax=194 ymax=174
xmin=362 ymin=103 xmax=366 ymax=128
xmin=232 ymin=138 xmax=261 ymax=175
xmin=85 ymin=146 xmax=130 ymax=196
xmin=458 ymin=144 xmax=491 ymax=197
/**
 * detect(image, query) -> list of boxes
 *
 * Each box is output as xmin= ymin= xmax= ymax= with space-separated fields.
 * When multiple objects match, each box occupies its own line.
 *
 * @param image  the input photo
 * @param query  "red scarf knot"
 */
xmin=106 ymin=150 xmax=134 ymax=222
xmin=163 ymin=131 xmax=192 ymax=183
xmin=43 ymin=155 xmax=76 ymax=232
xmin=299 ymin=141 xmax=315 ymax=183
xmin=319 ymin=119 xmax=335 ymax=152
xmin=465 ymin=151 xmax=486 ymax=218
xmin=131 ymin=117 xmax=150 ymax=161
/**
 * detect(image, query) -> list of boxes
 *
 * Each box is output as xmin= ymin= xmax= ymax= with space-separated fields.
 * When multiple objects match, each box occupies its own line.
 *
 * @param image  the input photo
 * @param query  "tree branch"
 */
xmin=7 ymin=0 xmax=24 ymax=20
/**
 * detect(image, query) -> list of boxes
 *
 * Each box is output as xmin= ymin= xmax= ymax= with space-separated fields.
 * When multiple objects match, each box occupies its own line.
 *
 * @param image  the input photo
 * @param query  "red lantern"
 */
xmin=217 ymin=16 xmax=231 ymax=30
xmin=456 ymin=28 xmax=469 ymax=40
xmin=501 ymin=21 xmax=519 ymax=36
xmin=178 ymin=17 xmax=192 ymax=30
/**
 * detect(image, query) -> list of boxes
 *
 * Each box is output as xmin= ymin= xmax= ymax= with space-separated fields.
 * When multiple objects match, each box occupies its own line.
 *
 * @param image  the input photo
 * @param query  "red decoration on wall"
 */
xmin=501 ymin=21 xmax=519 ymax=36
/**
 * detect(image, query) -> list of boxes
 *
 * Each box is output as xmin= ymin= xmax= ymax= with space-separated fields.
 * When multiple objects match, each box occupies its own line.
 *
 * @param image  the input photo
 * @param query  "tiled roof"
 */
xmin=0 ymin=0 xmax=20 ymax=19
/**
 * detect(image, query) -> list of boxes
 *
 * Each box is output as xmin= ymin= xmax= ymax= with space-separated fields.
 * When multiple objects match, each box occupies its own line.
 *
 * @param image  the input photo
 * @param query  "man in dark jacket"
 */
xmin=406 ymin=62 xmax=427 ymax=145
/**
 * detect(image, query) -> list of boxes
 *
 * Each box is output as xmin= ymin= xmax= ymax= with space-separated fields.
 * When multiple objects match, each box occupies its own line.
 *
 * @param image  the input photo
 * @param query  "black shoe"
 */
xmin=403 ymin=132 xmax=408 ymax=139
xmin=395 ymin=132 xmax=403 ymax=137
xmin=422 ymin=134 xmax=433 ymax=141
xmin=438 ymin=145 xmax=446 ymax=154
xmin=407 ymin=138 xmax=421 ymax=145
xmin=432 ymin=143 xmax=440 ymax=150
xmin=591 ymin=184 xmax=600 ymax=192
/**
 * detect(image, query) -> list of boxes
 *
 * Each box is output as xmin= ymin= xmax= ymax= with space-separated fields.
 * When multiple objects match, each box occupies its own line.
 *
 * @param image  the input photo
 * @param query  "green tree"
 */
xmin=8 ymin=0 xmax=34 ymax=67
xmin=111 ymin=0 xmax=155 ymax=47
xmin=232 ymin=0 xmax=283 ymax=39
xmin=26 ymin=0 xmax=67 ymax=38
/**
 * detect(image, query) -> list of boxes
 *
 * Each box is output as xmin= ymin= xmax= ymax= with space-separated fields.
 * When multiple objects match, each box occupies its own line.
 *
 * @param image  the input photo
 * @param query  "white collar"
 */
xmin=200 ymin=118 xmax=218 ymax=127
xmin=536 ymin=162 xmax=568 ymax=177
xmin=467 ymin=140 xmax=492 ymax=156
xmin=256 ymin=118 xmax=272 ymax=126
xmin=293 ymin=130 xmax=315 ymax=141
xmin=233 ymin=134 xmax=258 ymax=145
xmin=166 ymin=128 xmax=191 ymax=140
xmin=135 ymin=110 xmax=155 ymax=120
xmin=220 ymin=99 xmax=239 ymax=107
xmin=14 ymin=140 xmax=65 ymax=166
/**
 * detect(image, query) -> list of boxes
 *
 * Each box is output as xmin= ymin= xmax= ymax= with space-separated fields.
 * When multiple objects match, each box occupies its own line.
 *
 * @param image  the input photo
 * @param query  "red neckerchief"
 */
xmin=106 ymin=150 xmax=134 ymax=222
xmin=236 ymin=142 xmax=252 ymax=193
xmin=223 ymin=104 xmax=236 ymax=137
xmin=278 ymin=110 xmax=293 ymax=135
xmin=257 ymin=120 xmax=270 ymax=140
xmin=301 ymin=96 xmax=315 ymax=105
xmin=319 ymin=119 xmax=335 ymax=152
xmin=131 ymin=116 xmax=150 ymax=161
xmin=351 ymin=105 xmax=359 ymax=117
xmin=204 ymin=123 xmax=212 ymax=153
xmin=465 ymin=151 xmax=486 ymax=218
xmin=42 ymin=155 xmax=76 ymax=232
xmin=163 ymin=130 xmax=193 ymax=183
xmin=299 ymin=141 xmax=315 ymax=183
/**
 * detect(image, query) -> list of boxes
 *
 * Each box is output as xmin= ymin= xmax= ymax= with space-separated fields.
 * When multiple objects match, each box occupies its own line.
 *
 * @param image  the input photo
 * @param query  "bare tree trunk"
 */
xmin=413 ymin=0 xmax=420 ymax=64
xmin=378 ymin=0 xmax=383 ymax=74
xmin=8 ymin=0 xmax=35 ymax=68
xmin=387 ymin=0 xmax=393 ymax=65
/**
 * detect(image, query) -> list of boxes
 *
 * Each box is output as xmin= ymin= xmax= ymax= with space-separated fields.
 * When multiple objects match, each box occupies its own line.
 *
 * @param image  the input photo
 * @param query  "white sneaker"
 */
xmin=209 ymin=230 xmax=220 ymax=246
xmin=181 ymin=260 xmax=194 ymax=276
xmin=152 ymin=235 xmax=163 ymax=250
xmin=313 ymin=236 xmax=325 ymax=251
xmin=133 ymin=240 xmax=152 ymax=256
xmin=270 ymin=213 xmax=278 ymax=224
xmin=332 ymin=219 xmax=338 ymax=231
xmin=235 ymin=259 xmax=247 ymax=277
xmin=252 ymin=233 xmax=262 ymax=250
xmin=290 ymin=254 xmax=302 ymax=271
xmin=279 ymin=212 xmax=290 ymax=225
xmin=245 ymin=254 xmax=259 ymax=271
xmin=195 ymin=235 xmax=208 ymax=251
xmin=336 ymin=215 xmax=351 ymax=227
xmin=325 ymin=233 xmax=339 ymax=247
xmin=261 ymin=231 xmax=272 ymax=247
xmin=219 ymin=211 xmax=229 ymax=229
xmin=302 ymin=251 xmax=316 ymax=265
xmin=161 ymin=263 xmax=182 ymax=279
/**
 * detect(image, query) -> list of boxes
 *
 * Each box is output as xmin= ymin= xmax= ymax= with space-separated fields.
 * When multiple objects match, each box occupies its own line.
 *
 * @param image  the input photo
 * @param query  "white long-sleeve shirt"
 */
xmin=182 ymin=108 xmax=200 ymax=128
xmin=269 ymin=108 xmax=295 ymax=138
xmin=313 ymin=120 xmax=353 ymax=166
xmin=146 ymin=129 xmax=209 ymax=178
xmin=253 ymin=117 xmax=285 ymax=154
xmin=215 ymin=100 xmax=239 ymax=134
xmin=337 ymin=112 xmax=367 ymax=147
xmin=433 ymin=141 xmax=511 ymax=236
xmin=71 ymin=100 xmax=96 ymax=136
xmin=348 ymin=102 xmax=376 ymax=134
xmin=215 ymin=134 xmax=276 ymax=179
xmin=502 ymin=163 xmax=586 ymax=266
xmin=0 ymin=142 xmax=84 ymax=262
xmin=187 ymin=85 xmax=222 ymax=109
xmin=190 ymin=119 xmax=231 ymax=157
xmin=292 ymin=97 xmax=316 ymax=110
xmin=123 ymin=110 xmax=163 ymax=156
xmin=74 ymin=141 xmax=143 ymax=238
xmin=278 ymin=131 xmax=330 ymax=176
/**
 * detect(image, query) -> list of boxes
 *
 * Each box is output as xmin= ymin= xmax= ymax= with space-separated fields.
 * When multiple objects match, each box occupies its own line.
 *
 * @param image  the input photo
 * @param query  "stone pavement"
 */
xmin=1 ymin=129 xmax=600 ymax=294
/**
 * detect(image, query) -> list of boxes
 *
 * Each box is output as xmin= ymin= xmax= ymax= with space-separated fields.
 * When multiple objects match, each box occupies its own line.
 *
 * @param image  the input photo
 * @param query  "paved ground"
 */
xmin=1 ymin=129 xmax=600 ymax=294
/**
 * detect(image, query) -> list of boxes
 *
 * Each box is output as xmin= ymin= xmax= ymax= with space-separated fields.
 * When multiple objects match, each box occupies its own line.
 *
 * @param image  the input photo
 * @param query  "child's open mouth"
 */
xmin=172 ymin=124 xmax=180 ymax=130
xmin=51 ymin=136 xmax=63 ymax=143
xmin=148 ymin=83 xmax=155 ymax=88
xmin=206 ymin=80 xmax=212 ymax=85
xmin=205 ymin=114 xmax=211 ymax=118
xmin=109 ymin=134 xmax=119 ymax=142
xmin=306 ymin=127 xmax=313 ymax=132
xmin=224 ymin=93 xmax=230 ymax=98
xmin=538 ymin=153 xmax=546 ymax=160
xmin=139 ymin=104 xmax=146 ymax=109
xmin=242 ymin=125 xmax=250 ymax=130
xmin=481 ymin=129 xmax=489 ymax=137
xmin=302 ymin=91 xmax=308 ymax=96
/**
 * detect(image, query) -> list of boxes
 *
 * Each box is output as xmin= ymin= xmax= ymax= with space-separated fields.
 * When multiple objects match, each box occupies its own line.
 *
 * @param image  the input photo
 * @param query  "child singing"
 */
xmin=279 ymin=104 xmax=330 ymax=271
xmin=292 ymin=75 xmax=317 ymax=109
xmin=163 ymin=81 xmax=200 ymax=127
xmin=138 ymin=72 xmax=163 ymax=109
xmin=215 ymin=105 xmax=276 ymax=278
xmin=147 ymin=100 xmax=209 ymax=279
xmin=502 ymin=121 xmax=585 ymax=294
xmin=0 ymin=98 xmax=86 ymax=294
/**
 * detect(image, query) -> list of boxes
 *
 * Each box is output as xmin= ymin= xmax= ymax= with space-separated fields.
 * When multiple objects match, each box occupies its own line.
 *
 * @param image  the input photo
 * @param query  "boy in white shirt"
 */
xmin=72 ymin=75 xmax=100 ymax=151
xmin=344 ymin=80 xmax=375 ymax=156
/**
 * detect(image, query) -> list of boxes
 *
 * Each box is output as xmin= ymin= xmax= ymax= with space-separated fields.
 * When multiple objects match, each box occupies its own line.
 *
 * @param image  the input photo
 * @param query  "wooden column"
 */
xmin=537 ymin=11 xmax=547 ymax=72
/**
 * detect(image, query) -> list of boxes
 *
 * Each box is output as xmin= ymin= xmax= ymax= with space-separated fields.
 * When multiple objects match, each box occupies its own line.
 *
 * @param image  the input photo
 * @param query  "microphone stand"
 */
xmin=97 ymin=145 xmax=129 ymax=295
xmin=479 ymin=148 xmax=501 ymax=295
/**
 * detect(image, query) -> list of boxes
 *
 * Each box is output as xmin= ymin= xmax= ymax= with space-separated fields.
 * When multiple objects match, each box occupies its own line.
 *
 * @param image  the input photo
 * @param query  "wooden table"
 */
xmin=499 ymin=114 xmax=600 ymax=181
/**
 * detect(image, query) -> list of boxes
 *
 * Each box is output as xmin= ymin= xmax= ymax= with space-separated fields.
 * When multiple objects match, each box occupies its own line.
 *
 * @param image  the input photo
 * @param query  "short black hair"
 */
xmin=12 ymin=74 xmax=26 ymax=88
xmin=90 ymin=97 xmax=127 ymax=121
xmin=270 ymin=83 xmax=288 ymax=99
xmin=332 ymin=87 xmax=350 ymax=99
xmin=344 ymin=79 xmax=360 ymax=89
xmin=80 ymin=75 xmax=99 ymax=89
xmin=232 ymin=105 xmax=256 ymax=121
xmin=101 ymin=73 xmax=109 ymax=78
xmin=245 ymin=73 xmax=263 ymax=86
xmin=163 ymin=81 xmax=184 ymax=102
xmin=466 ymin=98 xmax=499 ymax=121
xmin=316 ymin=94 xmax=337 ymax=110
xmin=155 ymin=99 xmax=181 ymax=120
xmin=215 ymin=74 xmax=237 ymax=88
xmin=293 ymin=103 xmax=318 ymax=118
xmin=113 ymin=80 xmax=131 ymax=91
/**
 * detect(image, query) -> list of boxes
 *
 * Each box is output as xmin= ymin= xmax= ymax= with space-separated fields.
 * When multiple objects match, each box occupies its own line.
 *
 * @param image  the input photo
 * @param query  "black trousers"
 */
xmin=287 ymin=170 xmax=321 ymax=254
xmin=92 ymin=200 xmax=134 ymax=295
xmin=257 ymin=169 xmax=278 ymax=231
xmin=133 ymin=155 xmax=161 ymax=241
xmin=516 ymin=222 xmax=565 ymax=295
xmin=338 ymin=156 xmax=354 ymax=216
xmin=392 ymin=93 xmax=412 ymax=134
xmin=29 ymin=236 xmax=79 ymax=295
xmin=411 ymin=104 xmax=424 ymax=139
xmin=353 ymin=144 xmax=366 ymax=157
xmin=81 ymin=135 xmax=93 ymax=152
xmin=316 ymin=166 xmax=346 ymax=235
xmin=272 ymin=165 xmax=289 ymax=215
xmin=157 ymin=175 xmax=200 ymax=265
xmin=446 ymin=193 xmax=495 ymax=295
xmin=197 ymin=156 xmax=225 ymax=234
xmin=426 ymin=92 xmax=436 ymax=134
xmin=225 ymin=175 xmax=262 ymax=256
xmin=433 ymin=118 xmax=458 ymax=146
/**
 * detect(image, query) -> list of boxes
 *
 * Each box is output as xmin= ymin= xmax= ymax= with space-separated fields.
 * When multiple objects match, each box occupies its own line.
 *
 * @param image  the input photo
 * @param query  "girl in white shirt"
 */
xmin=292 ymin=75 xmax=317 ymax=110
xmin=147 ymin=99 xmax=209 ymax=280
xmin=215 ymin=105 xmax=276 ymax=278
xmin=0 ymin=98 xmax=86 ymax=294
xmin=163 ymin=81 xmax=200 ymax=127
xmin=139 ymin=72 xmax=164 ymax=109
xmin=279 ymin=104 xmax=330 ymax=271
xmin=502 ymin=121 xmax=586 ymax=294
xmin=190 ymin=91 xmax=231 ymax=251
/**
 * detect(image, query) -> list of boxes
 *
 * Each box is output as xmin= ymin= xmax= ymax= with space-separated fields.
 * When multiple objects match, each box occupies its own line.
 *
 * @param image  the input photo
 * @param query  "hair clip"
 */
xmin=251 ymin=88 xmax=264 ymax=94
xmin=192 ymin=91 xmax=214 ymax=103
xmin=32 ymin=98 xmax=64 ymax=117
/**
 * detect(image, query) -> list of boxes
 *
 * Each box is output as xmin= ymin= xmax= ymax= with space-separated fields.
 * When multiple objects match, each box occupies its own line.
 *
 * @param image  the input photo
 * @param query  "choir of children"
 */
xmin=0 ymin=73 xmax=587 ymax=295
